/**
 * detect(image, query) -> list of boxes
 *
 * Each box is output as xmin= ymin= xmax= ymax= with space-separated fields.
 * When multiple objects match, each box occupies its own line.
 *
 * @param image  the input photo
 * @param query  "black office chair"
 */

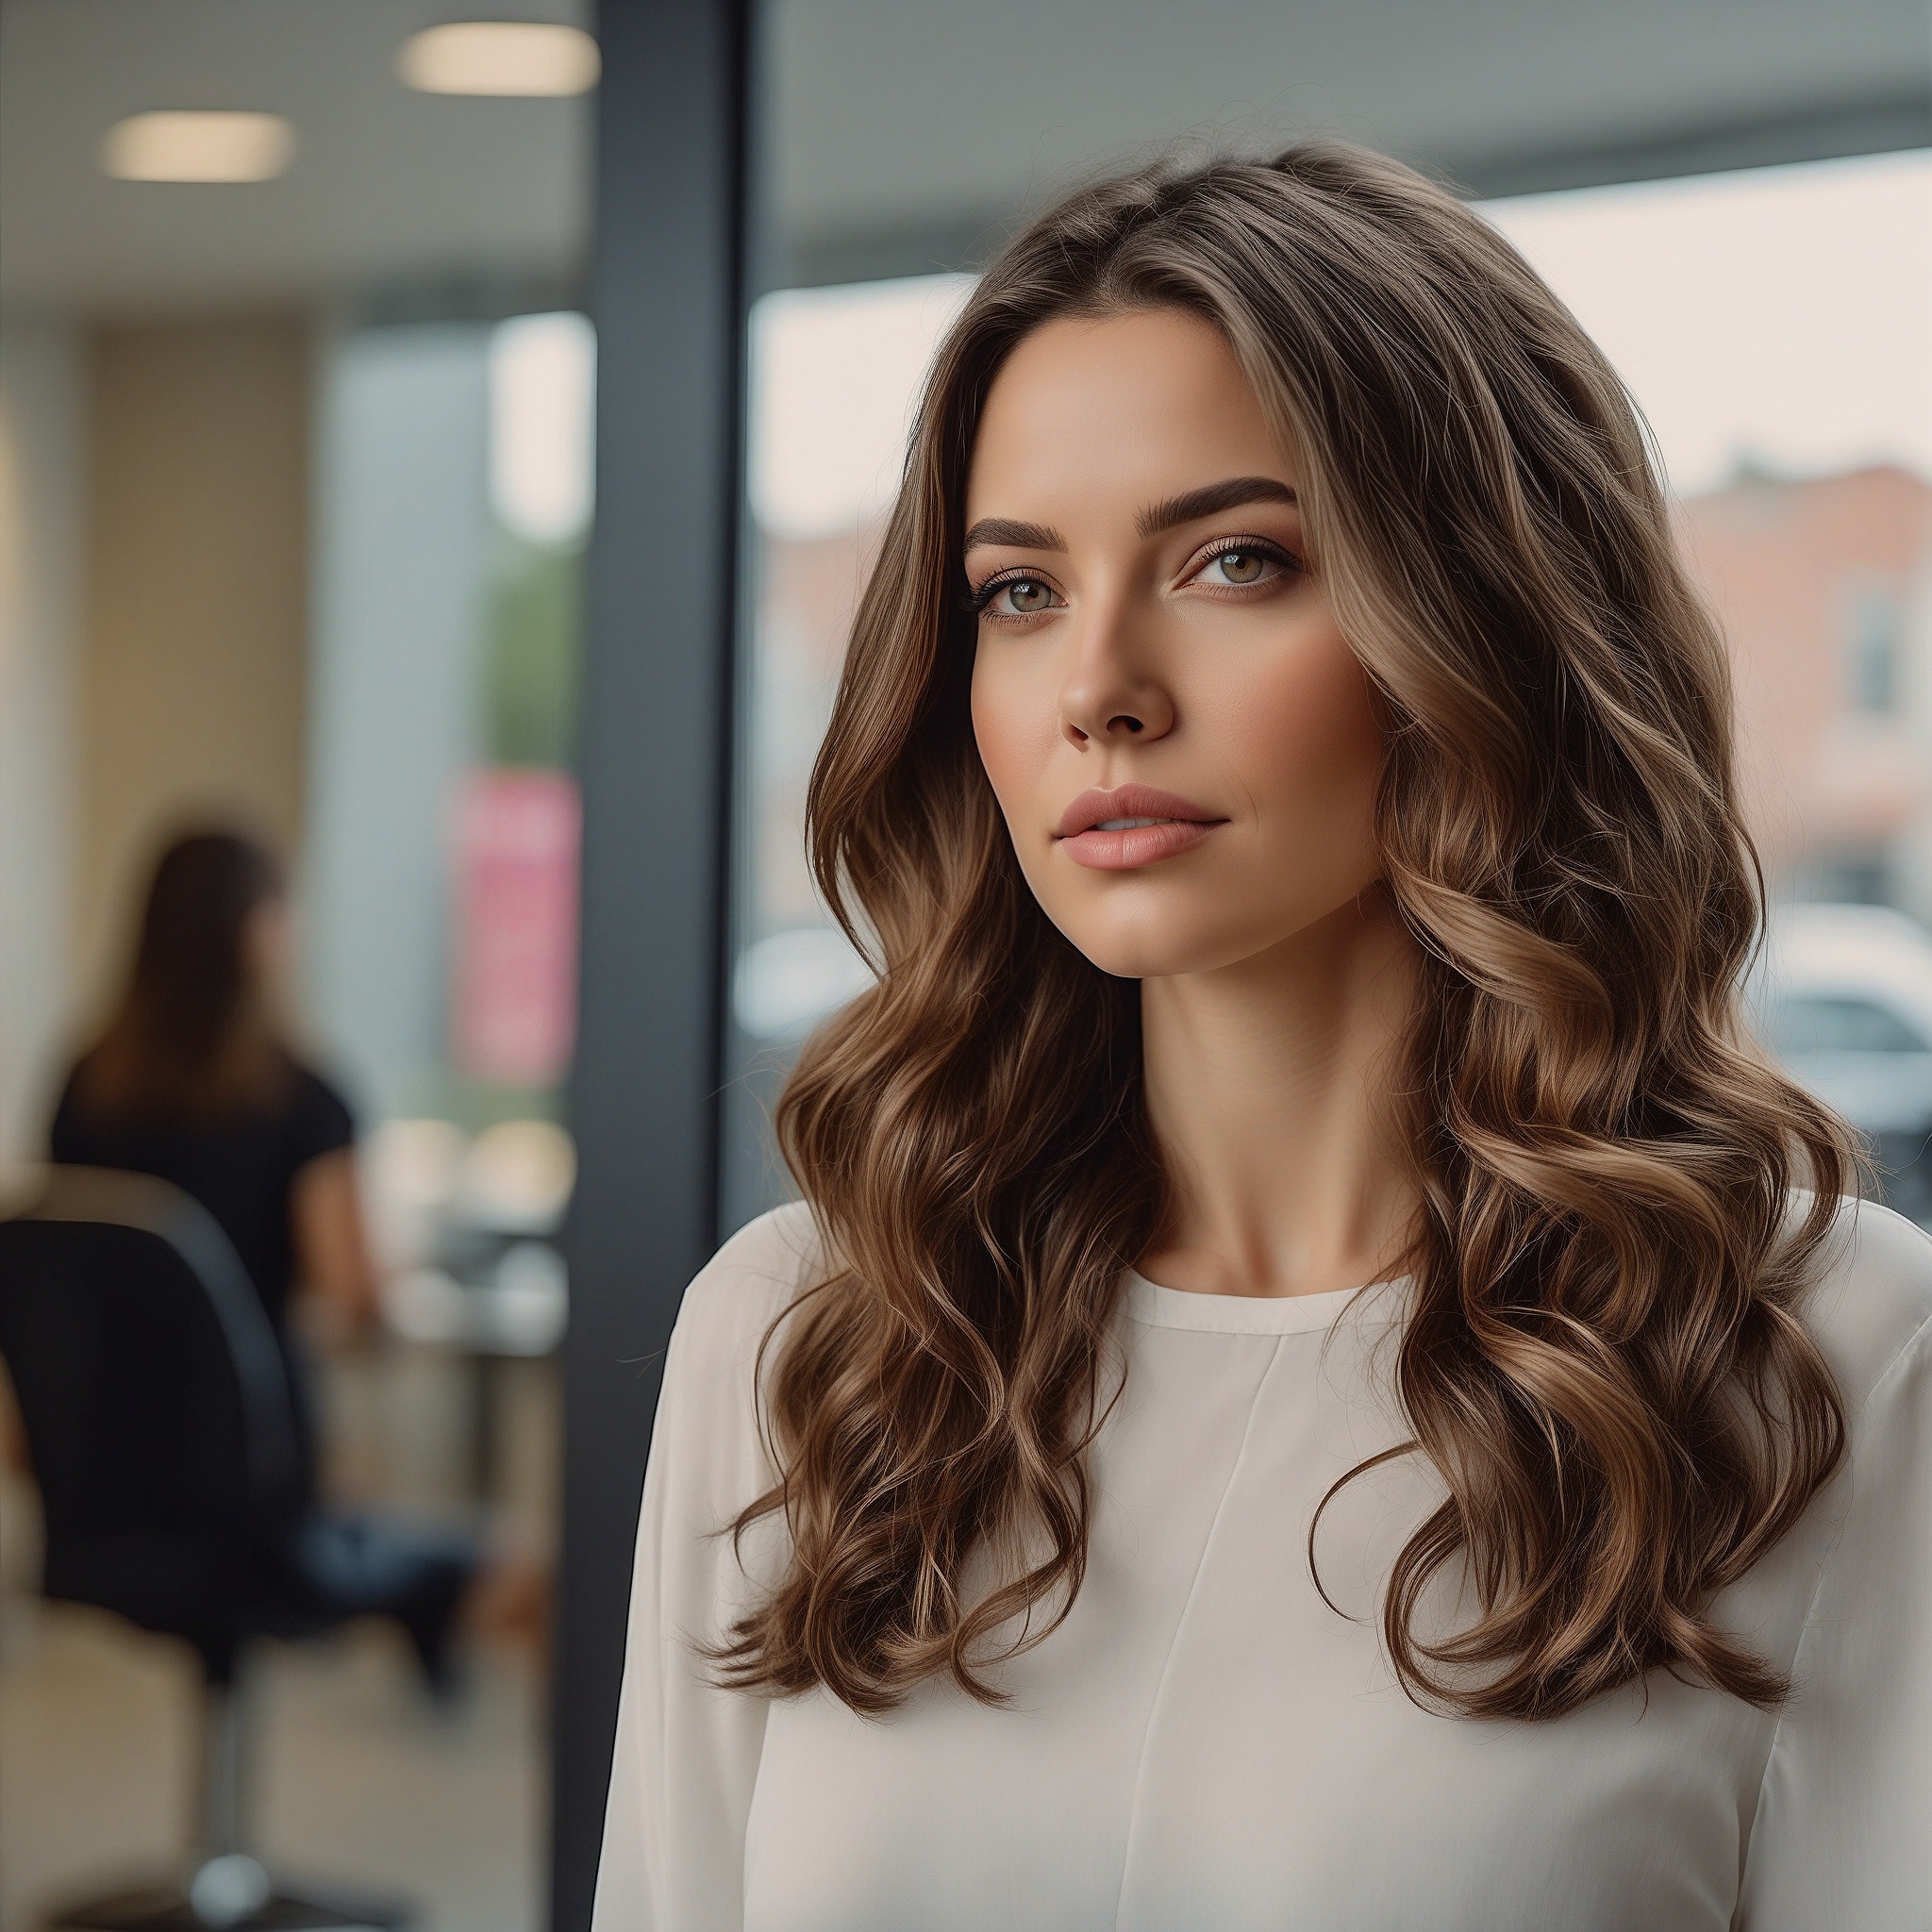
xmin=0 ymin=1167 xmax=471 ymax=1931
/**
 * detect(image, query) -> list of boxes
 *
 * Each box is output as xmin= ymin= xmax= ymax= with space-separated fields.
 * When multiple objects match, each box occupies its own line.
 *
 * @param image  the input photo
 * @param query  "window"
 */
xmin=722 ymin=149 xmax=1932 ymax=1230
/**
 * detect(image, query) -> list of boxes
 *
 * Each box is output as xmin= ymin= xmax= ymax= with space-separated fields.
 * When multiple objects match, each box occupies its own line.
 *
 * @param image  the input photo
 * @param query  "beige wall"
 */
xmin=0 ymin=324 xmax=86 ymax=1168
xmin=76 ymin=316 xmax=310 ymax=1009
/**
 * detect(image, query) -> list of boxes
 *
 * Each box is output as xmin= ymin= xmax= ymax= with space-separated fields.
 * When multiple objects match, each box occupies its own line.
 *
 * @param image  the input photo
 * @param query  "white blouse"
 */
xmin=593 ymin=1196 xmax=1932 ymax=1931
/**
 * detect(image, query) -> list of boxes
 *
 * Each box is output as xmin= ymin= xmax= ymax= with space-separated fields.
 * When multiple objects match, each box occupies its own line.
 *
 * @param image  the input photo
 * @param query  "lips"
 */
xmin=1055 ymin=785 xmax=1227 ymax=871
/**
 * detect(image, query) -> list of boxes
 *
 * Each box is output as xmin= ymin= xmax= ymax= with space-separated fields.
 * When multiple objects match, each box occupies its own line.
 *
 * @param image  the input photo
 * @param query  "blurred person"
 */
xmin=49 ymin=828 xmax=476 ymax=1690
xmin=55 ymin=832 xmax=375 ymax=1352
xmin=597 ymin=148 xmax=1930 ymax=1929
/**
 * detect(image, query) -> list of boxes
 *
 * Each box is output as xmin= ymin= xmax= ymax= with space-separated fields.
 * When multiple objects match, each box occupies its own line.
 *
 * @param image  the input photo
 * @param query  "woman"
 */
xmin=596 ymin=148 xmax=1931 ymax=1928
xmin=54 ymin=834 xmax=377 ymax=1373
xmin=52 ymin=828 xmax=474 ymax=1685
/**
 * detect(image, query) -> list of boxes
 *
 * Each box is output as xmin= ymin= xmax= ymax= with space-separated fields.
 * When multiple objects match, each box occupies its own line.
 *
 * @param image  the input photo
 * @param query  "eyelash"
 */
xmin=962 ymin=568 xmax=1053 ymax=619
xmin=1191 ymin=536 xmax=1304 ymax=590
xmin=963 ymin=536 xmax=1304 ymax=621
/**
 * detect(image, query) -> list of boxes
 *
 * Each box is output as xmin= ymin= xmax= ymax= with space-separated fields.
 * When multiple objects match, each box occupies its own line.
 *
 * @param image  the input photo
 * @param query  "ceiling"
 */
xmin=0 ymin=0 xmax=593 ymax=318
xmin=1 ymin=0 xmax=1927 ymax=318
xmin=767 ymin=0 xmax=1932 ymax=282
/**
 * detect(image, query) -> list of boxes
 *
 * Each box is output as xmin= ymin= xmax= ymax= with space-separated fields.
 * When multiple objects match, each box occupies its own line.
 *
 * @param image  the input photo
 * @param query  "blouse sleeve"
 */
xmin=1738 ymin=1232 xmax=1932 ymax=1929
xmin=591 ymin=1205 xmax=816 ymax=1932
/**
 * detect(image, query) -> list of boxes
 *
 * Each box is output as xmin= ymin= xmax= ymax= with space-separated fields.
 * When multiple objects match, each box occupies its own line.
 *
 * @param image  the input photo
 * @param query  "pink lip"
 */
xmin=1055 ymin=785 xmax=1228 ymax=872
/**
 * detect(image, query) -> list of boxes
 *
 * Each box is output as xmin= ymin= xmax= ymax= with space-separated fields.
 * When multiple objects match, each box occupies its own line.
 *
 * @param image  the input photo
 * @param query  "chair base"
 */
xmin=45 ymin=1881 xmax=410 ymax=1931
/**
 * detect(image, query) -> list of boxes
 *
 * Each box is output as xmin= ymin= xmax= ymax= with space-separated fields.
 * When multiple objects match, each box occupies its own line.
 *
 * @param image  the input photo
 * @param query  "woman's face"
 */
xmin=967 ymin=308 xmax=1389 ymax=981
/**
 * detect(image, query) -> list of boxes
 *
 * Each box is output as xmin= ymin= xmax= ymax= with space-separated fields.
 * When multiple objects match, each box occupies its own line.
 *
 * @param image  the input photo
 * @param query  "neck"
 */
xmin=1137 ymin=892 xmax=1423 ymax=1299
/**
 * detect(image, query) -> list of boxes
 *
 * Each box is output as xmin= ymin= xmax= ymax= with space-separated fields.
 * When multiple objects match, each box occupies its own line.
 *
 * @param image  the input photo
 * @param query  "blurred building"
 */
xmin=1680 ymin=463 xmax=1932 ymax=906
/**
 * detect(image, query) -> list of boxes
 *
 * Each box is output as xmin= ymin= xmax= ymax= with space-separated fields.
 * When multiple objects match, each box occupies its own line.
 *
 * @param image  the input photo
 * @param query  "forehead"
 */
xmin=966 ymin=308 xmax=1292 ymax=522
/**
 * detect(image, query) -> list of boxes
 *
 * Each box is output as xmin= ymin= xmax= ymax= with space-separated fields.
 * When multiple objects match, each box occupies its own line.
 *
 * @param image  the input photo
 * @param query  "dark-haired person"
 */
xmin=594 ymin=150 xmax=1932 ymax=1930
xmin=51 ymin=828 xmax=475 ymax=1690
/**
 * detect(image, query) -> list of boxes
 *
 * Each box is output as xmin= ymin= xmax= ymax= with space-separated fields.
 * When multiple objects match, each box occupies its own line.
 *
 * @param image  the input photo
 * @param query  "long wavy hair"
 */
xmin=717 ymin=144 xmax=1857 ymax=1722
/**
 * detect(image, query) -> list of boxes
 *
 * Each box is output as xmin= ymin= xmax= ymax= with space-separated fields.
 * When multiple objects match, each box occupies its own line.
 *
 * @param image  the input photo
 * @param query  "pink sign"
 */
xmin=451 ymin=770 xmax=581 ymax=1086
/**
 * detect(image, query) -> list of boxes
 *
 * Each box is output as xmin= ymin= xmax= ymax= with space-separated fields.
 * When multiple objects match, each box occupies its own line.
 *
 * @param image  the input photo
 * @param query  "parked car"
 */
xmin=1752 ymin=904 xmax=1932 ymax=1224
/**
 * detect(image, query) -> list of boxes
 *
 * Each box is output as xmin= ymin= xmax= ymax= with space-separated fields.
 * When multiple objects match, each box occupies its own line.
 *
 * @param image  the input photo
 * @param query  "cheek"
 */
xmin=1224 ymin=627 xmax=1384 ymax=853
xmin=970 ymin=645 xmax=1055 ymax=814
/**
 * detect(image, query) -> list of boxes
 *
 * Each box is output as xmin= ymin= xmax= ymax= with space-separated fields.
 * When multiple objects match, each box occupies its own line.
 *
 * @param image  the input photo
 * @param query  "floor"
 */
xmin=0 ymin=1344 xmax=558 ymax=1932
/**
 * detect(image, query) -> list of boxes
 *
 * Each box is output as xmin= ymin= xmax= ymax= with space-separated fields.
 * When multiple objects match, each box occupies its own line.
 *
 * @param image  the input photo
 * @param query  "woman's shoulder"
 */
xmin=650 ymin=1204 xmax=824 ymax=1522
xmin=279 ymin=1054 xmax=354 ymax=1116
xmin=273 ymin=1058 xmax=357 ymax=1168
xmin=667 ymin=1199 xmax=825 ymax=1386
xmin=1800 ymin=1194 xmax=1932 ymax=1418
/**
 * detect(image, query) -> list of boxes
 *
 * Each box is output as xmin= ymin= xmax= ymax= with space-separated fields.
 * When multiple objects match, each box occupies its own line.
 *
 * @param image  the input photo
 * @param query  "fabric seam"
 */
xmin=1110 ymin=1332 xmax=1291 ymax=1932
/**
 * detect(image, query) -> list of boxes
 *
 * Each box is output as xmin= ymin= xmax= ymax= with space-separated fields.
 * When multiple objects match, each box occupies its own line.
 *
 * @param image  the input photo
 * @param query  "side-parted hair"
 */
xmin=716 ymin=144 xmax=1857 ymax=1722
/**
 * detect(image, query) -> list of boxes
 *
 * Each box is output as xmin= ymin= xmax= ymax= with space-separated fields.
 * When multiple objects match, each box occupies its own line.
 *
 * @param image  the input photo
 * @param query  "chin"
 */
xmin=1045 ymin=876 xmax=1392 ymax=983
xmin=1054 ymin=909 xmax=1275 ymax=982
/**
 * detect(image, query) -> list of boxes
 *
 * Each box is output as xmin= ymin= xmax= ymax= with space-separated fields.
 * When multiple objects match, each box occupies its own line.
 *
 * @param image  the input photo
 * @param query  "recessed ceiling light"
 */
xmin=398 ymin=22 xmax=600 ymax=96
xmin=101 ymin=110 xmax=295 ymax=183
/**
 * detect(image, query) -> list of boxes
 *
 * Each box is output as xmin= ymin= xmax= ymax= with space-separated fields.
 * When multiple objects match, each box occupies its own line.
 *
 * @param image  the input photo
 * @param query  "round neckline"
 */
xmin=1124 ymin=1268 xmax=1408 ymax=1336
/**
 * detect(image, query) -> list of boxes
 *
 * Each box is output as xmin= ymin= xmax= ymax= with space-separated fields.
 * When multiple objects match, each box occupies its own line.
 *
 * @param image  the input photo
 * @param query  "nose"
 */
xmin=1058 ymin=600 xmax=1174 ymax=749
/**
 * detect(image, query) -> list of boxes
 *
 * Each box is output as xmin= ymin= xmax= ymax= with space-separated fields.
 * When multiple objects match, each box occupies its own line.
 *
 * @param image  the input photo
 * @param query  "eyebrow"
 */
xmin=961 ymin=476 xmax=1298 ymax=557
xmin=962 ymin=515 xmax=1068 ymax=553
xmin=1136 ymin=475 xmax=1297 ymax=537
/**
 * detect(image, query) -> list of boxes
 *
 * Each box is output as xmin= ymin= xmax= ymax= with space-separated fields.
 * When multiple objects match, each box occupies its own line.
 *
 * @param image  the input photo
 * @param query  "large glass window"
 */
xmin=725 ymin=120 xmax=1932 ymax=1231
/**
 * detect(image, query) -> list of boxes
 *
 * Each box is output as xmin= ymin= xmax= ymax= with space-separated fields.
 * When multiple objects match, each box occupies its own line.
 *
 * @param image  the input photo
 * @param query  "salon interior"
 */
xmin=1 ymin=0 xmax=1930 ymax=1925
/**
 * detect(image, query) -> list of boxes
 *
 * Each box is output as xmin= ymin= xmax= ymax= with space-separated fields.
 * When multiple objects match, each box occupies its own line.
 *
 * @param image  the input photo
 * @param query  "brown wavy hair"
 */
xmin=717 ymin=144 xmax=1857 ymax=1722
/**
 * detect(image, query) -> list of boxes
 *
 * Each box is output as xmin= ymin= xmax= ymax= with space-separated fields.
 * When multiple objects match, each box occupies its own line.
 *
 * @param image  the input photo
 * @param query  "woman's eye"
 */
xmin=991 ymin=576 xmax=1055 ymax=615
xmin=1202 ymin=548 xmax=1273 ymax=586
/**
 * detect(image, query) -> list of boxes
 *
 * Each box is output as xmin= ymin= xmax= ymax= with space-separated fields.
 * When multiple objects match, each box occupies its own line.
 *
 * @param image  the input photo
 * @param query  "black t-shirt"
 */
xmin=49 ymin=1058 xmax=357 ymax=1331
